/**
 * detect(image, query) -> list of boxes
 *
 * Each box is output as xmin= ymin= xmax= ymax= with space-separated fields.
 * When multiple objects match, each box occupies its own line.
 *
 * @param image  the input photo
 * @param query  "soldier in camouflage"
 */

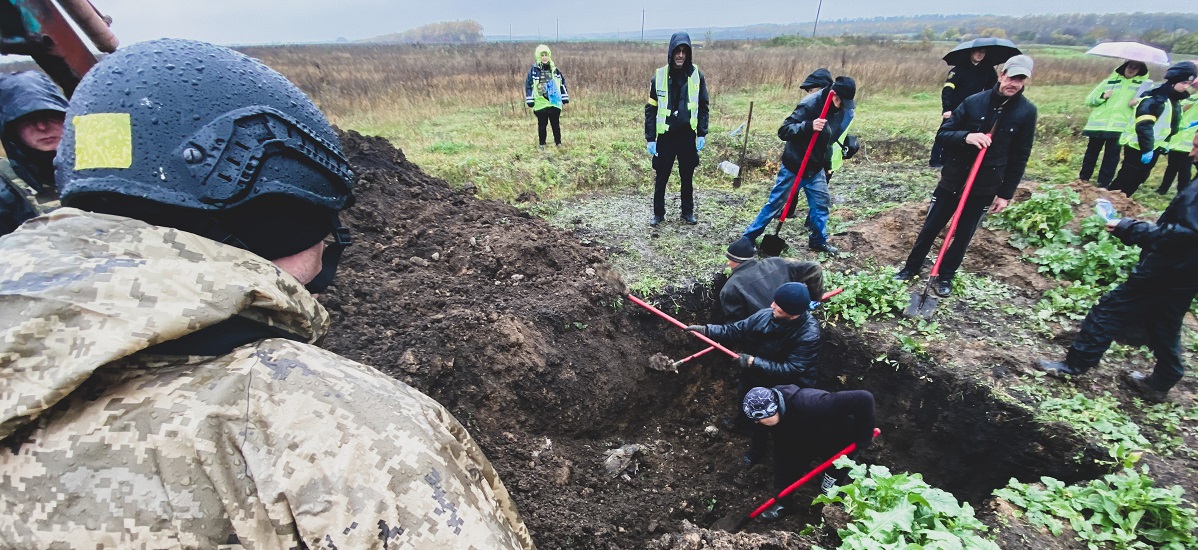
xmin=0 ymin=39 xmax=534 ymax=549
xmin=0 ymin=71 xmax=68 ymax=236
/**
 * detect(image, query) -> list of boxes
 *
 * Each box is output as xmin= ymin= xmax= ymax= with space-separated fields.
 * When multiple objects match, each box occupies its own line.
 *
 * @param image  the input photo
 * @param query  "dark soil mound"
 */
xmin=320 ymin=131 xmax=1189 ymax=549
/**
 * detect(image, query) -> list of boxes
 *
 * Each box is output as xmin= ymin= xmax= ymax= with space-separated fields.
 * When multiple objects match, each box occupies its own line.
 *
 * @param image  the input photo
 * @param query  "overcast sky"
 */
xmin=96 ymin=1 xmax=1189 ymax=46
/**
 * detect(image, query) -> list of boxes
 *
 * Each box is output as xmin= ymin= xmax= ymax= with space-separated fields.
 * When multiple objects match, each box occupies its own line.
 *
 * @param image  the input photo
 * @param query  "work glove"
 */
xmin=685 ymin=325 xmax=707 ymax=336
xmin=647 ymin=142 xmax=657 ymax=156
xmin=734 ymin=353 xmax=754 ymax=369
xmin=1140 ymin=150 xmax=1155 ymax=164
xmin=696 ymin=136 xmax=706 ymax=151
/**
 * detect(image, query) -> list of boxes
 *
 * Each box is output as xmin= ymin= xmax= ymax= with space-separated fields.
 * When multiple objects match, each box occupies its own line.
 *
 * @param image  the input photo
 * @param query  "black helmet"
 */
xmin=57 ymin=39 xmax=354 ymax=290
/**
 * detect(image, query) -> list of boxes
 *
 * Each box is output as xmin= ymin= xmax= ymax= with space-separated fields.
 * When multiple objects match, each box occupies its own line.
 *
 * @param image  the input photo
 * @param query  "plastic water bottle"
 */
xmin=717 ymin=161 xmax=740 ymax=177
xmin=1095 ymin=199 xmax=1119 ymax=222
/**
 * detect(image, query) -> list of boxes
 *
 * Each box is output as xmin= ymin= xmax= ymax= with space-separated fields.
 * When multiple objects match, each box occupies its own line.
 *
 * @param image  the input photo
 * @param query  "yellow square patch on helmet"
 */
xmin=73 ymin=113 xmax=132 ymax=169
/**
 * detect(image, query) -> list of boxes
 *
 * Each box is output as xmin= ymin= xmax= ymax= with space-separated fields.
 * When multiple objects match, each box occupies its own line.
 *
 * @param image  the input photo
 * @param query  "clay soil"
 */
xmin=320 ymin=131 xmax=1196 ymax=549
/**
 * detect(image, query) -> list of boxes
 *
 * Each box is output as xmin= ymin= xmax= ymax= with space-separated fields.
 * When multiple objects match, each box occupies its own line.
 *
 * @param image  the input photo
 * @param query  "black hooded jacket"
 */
xmin=644 ymin=32 xmax=709 ymax=142
xmin=777 ymin=87 xmax=850 ymax=176
xmin=936 ymin=87 xmax=1037 ymax=200
xmin=0 ymin=71 xmax=68 ymax=235
xmin=703 ymin=308 xmax=821 ymax=387
xmin=941 ymin=61 xmax=997 ymax=112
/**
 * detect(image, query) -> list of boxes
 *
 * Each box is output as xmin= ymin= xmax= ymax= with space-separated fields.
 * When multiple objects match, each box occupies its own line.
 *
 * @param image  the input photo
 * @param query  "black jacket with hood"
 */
xmin=0 ymin=71 xmax=68 ymax=236
xmin=941 ymin=61 xmax=998 ymax=112
xmin=1128 ymin=63 xmax=1195 ymax=153
xmin=703 ymin=307 xmax=821 ymax=388
xmin=1112 ymin=177 xmax=1198 ymax=290
xmin=644 ymin=32 xmax=709 ymax=142
xmin=777 ymin=82 xmax=850 ymax=176
xmin=936 ymin=86 xmax=1037 ymax=200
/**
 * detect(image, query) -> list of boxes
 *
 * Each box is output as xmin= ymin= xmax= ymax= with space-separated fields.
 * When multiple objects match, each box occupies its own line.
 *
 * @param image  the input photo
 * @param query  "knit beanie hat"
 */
xmin=743 ymin=387 xmax=781 ymax=419
xmin=726 ymin=236 xmax=756 ymax=262
xmin=773 ymin=282 xmax=811 ymax=315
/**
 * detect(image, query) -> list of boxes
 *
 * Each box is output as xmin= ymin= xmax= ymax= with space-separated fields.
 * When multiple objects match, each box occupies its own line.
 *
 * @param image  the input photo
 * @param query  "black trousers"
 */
xmin=1066 ymin=277 xmax=1197 ymax=392
xmin=1079 ymin=136 xmax=1121 ymax=186
xmin=535 ymin=107 xmax=561 ymax=145
xmin=1108 ymin=146 xmax=1159 ymax=197
xmin=1158 ymin=150 xmax=1193 ymax=194
xmin=902 ymin=177 xmax=996 ymax=281
xmin=652 ymin=130 xmax=699 ymax=217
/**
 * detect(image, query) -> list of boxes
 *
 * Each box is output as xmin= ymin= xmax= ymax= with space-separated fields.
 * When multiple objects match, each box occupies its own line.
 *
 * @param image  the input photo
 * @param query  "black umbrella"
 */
xmin=942 ymin=37 xmax=1021 ymax=67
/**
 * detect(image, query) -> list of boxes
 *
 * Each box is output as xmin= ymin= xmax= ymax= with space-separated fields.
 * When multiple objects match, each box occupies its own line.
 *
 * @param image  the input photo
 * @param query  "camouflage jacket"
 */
xmin=0 ymin=209 xmax=534 ymax=549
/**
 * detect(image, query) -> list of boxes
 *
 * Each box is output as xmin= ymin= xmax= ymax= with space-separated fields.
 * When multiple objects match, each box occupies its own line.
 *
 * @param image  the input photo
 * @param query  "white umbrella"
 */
xmin=1086 ymin=42 xmax=1170 ymax=66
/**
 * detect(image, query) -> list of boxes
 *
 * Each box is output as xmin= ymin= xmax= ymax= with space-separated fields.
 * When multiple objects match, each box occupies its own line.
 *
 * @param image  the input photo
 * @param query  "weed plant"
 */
xmin=822 ymin=267 xmax=909 ymax=327
xmin=815 ymin=458 xmax=1000 ymax=549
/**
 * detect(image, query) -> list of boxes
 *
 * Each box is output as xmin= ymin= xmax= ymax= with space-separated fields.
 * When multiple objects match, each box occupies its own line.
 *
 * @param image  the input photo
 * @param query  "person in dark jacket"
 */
xmin=741 ymin=385 xmax=876 ymax=520
xmin=524 ymin=44 xmax=570 ymax=149
xmin=645 ymin=32 xmax=709 ymax=226
xmin=1108 ymin=61 xmax=1197 ymax=197
xmin=1037 ymin=127 xmax=1198 ymax=403
xmin=0 ymin=71 xmax=68 ymax=236
xmin=931 ymin=47 xmax=997 ymax=168
xmin=895 ymin=55 xmax=1037 ymax=297
xmin=718 ymin=236 xmax=824 ymax=323
xmin=741 ymin=73 xmax=856 ymax=254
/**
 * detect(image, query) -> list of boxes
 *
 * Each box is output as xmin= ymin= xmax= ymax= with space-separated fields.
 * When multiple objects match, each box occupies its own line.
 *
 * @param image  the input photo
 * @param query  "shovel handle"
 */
xmin=930 ymin=128 xmax=994 ymax=278
xmin=777 ymin=90 xmax=836 ymax=225
xmin=820 ymin=288 xmax=843 ymax=301
xmin=750 ymin=428 xmax=881 ymax=518
xmin=627 ymin=295 xmax=741 ymax=359
xmin=674 ymin=345 xmax=716 ymax=367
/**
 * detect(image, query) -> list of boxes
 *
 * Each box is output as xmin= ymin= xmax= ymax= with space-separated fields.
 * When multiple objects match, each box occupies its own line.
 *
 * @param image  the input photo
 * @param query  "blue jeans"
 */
xmin=743 ymin=165 xmax=830 ymax=245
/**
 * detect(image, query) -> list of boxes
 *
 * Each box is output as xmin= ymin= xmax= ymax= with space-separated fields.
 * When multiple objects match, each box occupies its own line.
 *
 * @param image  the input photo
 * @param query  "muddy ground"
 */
xmin=319 ymin=131 xmax=1196 ymax=549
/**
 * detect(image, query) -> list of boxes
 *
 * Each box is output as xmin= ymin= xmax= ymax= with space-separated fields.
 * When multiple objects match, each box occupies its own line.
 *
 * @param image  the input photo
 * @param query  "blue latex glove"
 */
xmin=647 ymin=142 xmax=657 ymax=156
xmin=1140 ymin=150 xmax=1155 ymax=164
xmin=696 ymin=136 xmax=706 ymax=151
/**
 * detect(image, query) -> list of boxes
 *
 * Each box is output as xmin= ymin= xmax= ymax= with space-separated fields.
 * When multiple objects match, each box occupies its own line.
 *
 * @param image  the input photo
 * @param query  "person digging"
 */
xmin=687 ymin=282 xmax=821 ymax=452
xmin=718 ymin=236 xmax=825 ymax=323
xmin=740 ymin=385 xmax=876 ymax=521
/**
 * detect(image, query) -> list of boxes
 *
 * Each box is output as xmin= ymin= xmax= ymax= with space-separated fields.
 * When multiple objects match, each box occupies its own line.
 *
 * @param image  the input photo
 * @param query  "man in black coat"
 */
xmin=895 ymin=55 xmax=1037 ymax=297
xmin=1037 ymin=126 xmax=1198 ymax=403
xmin=742 ymin=385 xmax=876 ymax=520
xmin=931 ymin=47 xmax=998 ymax=167
xmin=718 ymin=237 xmax=824 ymax=323
xmin=645 ymin=31 xmax=709 ymax=226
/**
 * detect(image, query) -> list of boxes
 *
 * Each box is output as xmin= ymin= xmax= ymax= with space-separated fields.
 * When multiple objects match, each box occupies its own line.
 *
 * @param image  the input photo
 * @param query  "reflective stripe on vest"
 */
xmin=0 ymin=159 xmax=59 ymax=216
xmin=1120 ymin=97 xmax=1174 ymax=151
xmin=654 ymin=64 xmax=700 ymax=134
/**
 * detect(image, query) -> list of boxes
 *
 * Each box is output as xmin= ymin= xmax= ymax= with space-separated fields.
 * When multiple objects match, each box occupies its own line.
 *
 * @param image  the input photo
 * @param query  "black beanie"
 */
xmin=726 ymin=237 xmax=756 ymax=262
xmin=773 ymin=282 xmax=811 ymax=315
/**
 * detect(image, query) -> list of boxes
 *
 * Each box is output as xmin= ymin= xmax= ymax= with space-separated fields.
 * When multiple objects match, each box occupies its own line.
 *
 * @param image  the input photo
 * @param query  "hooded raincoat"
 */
xmin=1084 ymin=63 xmax=1152 ymax=138
xmin=0 ymin=71 xmax=67 ymax=236
xmin=0 ymin=209 xmax=534 ymax=549
xmin=524 ymin=45 xmax=568 ymax=111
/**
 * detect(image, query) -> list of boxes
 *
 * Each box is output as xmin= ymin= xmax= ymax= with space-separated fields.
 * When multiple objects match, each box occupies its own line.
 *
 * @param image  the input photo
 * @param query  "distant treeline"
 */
xmin=367 ymin=20 xmax=483 ymax=44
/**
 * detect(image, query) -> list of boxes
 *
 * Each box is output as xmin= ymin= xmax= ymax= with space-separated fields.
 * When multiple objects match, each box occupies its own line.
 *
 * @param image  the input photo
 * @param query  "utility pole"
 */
xmin=812 ymin=0 xmax=824 ymax=37
xmin=556 ymin=18 xmax=559 ymax=41
xmin=509 ymin=24 xmax=512 ymax=42
xmin=641 ymin=10 xmax=645 ymax=41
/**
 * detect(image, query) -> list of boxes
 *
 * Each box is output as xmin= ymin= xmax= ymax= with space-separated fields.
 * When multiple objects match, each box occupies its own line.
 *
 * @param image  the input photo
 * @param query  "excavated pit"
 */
xmin=320 ymin=131 xmax=1111 ymax=548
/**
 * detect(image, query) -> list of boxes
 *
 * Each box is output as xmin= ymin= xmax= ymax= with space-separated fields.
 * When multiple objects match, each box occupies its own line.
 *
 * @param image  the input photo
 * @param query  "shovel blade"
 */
xmin=759 ymin=234 xmax=788 ymax=257
xmin=903 ymin=291 xmax=938 ymax=320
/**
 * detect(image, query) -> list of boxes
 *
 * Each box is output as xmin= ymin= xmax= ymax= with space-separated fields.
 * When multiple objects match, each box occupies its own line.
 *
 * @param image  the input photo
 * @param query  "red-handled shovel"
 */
xmin=759 ymin=90 xmax=836 ymax=256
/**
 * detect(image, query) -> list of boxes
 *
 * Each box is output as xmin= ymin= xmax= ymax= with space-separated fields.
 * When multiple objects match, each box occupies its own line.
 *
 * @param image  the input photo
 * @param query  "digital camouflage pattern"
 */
xmin=0 ymin=209 xmax=534 ymax=549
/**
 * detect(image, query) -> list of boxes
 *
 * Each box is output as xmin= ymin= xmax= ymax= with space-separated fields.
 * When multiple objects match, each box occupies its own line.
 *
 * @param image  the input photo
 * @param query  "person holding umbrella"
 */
xmin=1108 ymin=61 xmax=1198 ymax=197
xmin=930 ymin=38 xmax=1020 ymax=168
xmin=895 ymin=55 xmax=1038 ymax=297
xmin=1079 ymin=60 xmax=1152 ymax=188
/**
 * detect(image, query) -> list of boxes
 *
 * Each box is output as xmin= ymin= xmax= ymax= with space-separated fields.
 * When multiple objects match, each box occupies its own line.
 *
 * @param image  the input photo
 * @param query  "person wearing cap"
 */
xmin=0 ymin=71 xmax=68 ymax=236
xmin=741 ymin=72 xmax=856 ymax=254
xmin=741 ymin=385 xmax=876 ymax=521
xmin=931 ymin=47 xmax=997 ymax=168
xmin=895 ymin=55 xmax=1037 ymax=297
xmin=524 ymin=44 xmax=570 ymax=150
xmin=1037 ymin=104 xmax=1198 ymax=404
xmin=717 ymin=236 xmax=825 ymax=323
xmin=0 ymin=39 xmax=533 ymax=548
xmin=1108 ymin=61 xmax=1198 ymax=197
xmin=1079 ymin=60 xmax=1152 ymax=188
xmin=645 ymin=31 xmax=709 ymax=227
xmin=1156 ymin=92 xmax=1197 ymax=195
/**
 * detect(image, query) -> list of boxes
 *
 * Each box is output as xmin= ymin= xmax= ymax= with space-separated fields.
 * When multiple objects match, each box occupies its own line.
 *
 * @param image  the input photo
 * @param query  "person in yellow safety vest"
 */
xmin=644 ymin=31 xmax=708 ymax=227
xmin=0 ymin=71 xmax=67 ymax=236
xmin=524 ymin=44 xmax=569 ymax=150
xmin=1157 ymin=93 xmax=1198 ymax=194
xmin=1108 ymin=61 xmax=1197 ymax=197
xmin=1079 ymin=61 xmax=1151 ymax=187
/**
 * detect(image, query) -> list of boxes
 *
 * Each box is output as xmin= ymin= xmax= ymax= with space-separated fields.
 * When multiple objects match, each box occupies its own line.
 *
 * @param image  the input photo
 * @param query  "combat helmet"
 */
xmin=56 ymin=39 xmax=354 ymax=291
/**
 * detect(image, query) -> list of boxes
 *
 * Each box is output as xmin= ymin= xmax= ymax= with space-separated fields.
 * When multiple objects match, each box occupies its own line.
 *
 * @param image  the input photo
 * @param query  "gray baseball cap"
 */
xmin=1003 ymin=55 xmax=1034 ymax=78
